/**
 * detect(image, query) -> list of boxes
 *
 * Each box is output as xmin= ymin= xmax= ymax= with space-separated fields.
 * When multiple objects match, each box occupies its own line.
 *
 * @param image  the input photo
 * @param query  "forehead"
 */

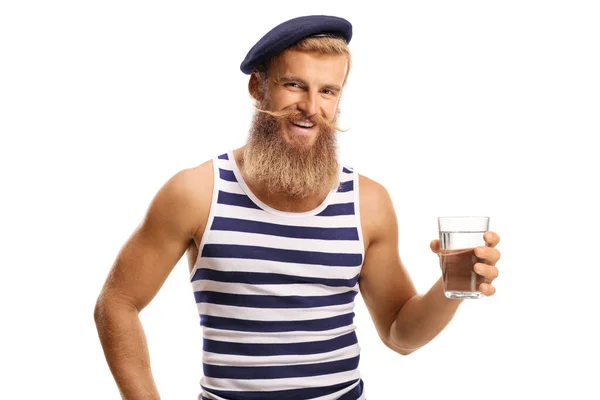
xmin=269 ymin=50 xmax=348 ymax=85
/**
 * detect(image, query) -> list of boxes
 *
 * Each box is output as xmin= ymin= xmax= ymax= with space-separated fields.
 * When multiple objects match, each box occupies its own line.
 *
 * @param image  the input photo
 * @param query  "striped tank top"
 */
xmin=190 ymin=151 xmax=366 ymax=400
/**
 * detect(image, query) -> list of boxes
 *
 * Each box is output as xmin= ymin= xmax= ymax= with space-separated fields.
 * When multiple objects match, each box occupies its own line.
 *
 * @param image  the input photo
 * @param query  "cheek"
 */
xmin=323 ymin=103 xmax=339 ymax=120
xmin=270 ymin=92 xmax=297 ymax=110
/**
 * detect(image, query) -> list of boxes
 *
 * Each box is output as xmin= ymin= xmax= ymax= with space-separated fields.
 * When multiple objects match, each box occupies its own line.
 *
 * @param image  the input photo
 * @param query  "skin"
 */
xmin=94 ymin=49 xmax=501 ymax=399
xmin=241 ymin=50 xmax=347 ymax=211
xmin=260 ymin=50 xmax=346 ymax=148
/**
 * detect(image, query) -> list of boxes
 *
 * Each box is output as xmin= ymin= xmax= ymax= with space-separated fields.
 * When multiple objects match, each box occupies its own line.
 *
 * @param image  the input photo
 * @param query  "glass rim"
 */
xmin=438 ymin=216 xmax=489 ymax=220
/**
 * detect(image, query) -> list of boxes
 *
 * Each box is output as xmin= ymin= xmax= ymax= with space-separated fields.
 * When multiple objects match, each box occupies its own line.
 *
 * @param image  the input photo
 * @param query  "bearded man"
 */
xmin=94 ymin=15 xmax=502 ymax=400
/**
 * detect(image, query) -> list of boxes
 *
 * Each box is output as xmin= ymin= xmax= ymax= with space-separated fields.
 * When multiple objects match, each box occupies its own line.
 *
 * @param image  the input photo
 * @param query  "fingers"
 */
xmin=474 ymin=263 xmax=499 ymax=281
xmin=484 ymin=231 xmax=501 ymax=247
xmin=430 ymin=240 xmax=440 ymax=254
xmin=479 ymin=282 xmax=496 ymax=296
xmin=436 ymin=232 xmax=501 ymax=297
xmin=475 ymin=263 xmax=499 ymax=297
xmin=475 ymin=232 xmax=501 ymax=297
xmin=474 ymin=246 xmax=501 ymax=265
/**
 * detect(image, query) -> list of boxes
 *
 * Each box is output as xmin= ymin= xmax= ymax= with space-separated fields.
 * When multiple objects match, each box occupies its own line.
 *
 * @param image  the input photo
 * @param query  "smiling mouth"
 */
xmin=290 ymin=120 xmax=315 ymax=129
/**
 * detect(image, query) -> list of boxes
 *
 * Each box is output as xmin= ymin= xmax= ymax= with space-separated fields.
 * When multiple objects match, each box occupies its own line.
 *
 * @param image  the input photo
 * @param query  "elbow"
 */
xmin=382 ymin=320 xmax=422 ymax=356
xmin=395 ymin=346 xmax=419 ymax=356
xmin=381 ymin=334 xmax=421 ymax=356
xmin=94 ymin=288 xmax=111 ymax=322
xmin=93 ymin=295 xmax=108 ymax=328
xmin=388 ymin=341 xmax=420 ymax=356
xmin=93 ymin=291 xmax=132 ymax=327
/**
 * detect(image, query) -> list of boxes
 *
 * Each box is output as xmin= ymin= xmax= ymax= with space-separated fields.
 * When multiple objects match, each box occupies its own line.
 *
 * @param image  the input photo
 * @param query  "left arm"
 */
xmin=357 ymin=175 xmax=500 ymax=355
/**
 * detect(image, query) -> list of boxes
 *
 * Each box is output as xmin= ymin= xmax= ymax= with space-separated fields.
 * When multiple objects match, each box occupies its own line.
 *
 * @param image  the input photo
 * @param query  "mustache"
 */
xmin=252 ymin=106 xmax=348 ymax=133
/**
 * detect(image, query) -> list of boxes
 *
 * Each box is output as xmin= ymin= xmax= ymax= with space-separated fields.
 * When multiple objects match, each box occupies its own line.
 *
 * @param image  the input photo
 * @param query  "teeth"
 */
xmin=292 ymin=121 xmax=314 ymax=128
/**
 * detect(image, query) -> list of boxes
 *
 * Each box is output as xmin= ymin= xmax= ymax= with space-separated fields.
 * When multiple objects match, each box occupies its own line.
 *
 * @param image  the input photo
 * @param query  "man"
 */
xmin=94 ymin=15 xmax=501 ymax=400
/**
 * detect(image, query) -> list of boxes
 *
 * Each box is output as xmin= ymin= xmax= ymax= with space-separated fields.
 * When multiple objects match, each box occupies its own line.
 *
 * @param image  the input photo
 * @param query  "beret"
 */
xmin=240 ymin=15 xmax=353 ymax=74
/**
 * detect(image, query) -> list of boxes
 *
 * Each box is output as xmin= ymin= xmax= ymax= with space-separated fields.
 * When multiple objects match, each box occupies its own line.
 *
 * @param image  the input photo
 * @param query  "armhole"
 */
xmin=189 ymin=158 xmax=220 ymax=281
xmin=354 ymin=171 xmax=366 ymax=264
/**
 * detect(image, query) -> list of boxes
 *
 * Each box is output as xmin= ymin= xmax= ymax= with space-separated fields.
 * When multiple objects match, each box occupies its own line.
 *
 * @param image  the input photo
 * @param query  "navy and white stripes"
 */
xmin=190 ymin=151 xmax=366 ymax=400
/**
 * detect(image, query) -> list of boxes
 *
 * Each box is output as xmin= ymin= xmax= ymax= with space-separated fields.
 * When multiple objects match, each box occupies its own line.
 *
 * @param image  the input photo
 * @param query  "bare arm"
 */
xmin=94 ymin=162 xmax=212 ymax=399
xmin=358 ymin=175 xmax=462 ymax=355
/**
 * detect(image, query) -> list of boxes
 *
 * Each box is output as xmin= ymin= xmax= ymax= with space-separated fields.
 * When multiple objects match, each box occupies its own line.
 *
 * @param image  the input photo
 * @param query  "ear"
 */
xmin=248 ymin=72 xmax=263 ymax=102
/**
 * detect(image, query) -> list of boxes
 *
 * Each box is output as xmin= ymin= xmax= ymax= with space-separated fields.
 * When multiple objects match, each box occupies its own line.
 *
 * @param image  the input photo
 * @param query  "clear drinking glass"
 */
xmin=438 ymin=216 xmax=490 ymax=299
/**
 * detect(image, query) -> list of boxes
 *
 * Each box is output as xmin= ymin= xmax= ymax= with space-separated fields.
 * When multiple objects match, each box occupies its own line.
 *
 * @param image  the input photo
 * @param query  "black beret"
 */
xmin=240 ymin=15 xmax=353 ymax=75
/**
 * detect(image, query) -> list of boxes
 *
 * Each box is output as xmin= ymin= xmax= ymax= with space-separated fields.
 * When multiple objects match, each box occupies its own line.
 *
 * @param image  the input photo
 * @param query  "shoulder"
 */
xmin=168 ymin=158 xmax=214 ymax=196
xmin=160 ymin=158 xmax=213 ymax=206
xmin=357 ymin=173 xmax=392 ymax=205
xmin=357 ymin=173 xmax=398 ymax=247
xmin=145 ymin=158 xmax=215 ymax=237
xmin=358 ymin=173 xmax=395 ymax=217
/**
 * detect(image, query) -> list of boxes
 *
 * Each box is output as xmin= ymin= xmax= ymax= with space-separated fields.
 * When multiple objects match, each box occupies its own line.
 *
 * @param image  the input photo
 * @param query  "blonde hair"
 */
xmin=256 ymin=35 xmax=352 ymax=85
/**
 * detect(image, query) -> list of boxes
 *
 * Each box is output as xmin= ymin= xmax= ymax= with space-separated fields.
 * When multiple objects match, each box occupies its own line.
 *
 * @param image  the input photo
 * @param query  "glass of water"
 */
xmin=438 ymin=216 xmax=490 ymax=299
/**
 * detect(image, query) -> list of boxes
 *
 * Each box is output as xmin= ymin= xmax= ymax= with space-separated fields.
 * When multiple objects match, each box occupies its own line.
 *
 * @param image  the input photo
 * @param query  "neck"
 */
xmin=233 ymin=147 xmax=332 ymax=213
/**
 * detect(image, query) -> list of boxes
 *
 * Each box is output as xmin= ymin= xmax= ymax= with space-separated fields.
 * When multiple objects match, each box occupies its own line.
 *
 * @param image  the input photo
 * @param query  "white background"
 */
xmin=1 ymin=1 xmax=599 ymax=399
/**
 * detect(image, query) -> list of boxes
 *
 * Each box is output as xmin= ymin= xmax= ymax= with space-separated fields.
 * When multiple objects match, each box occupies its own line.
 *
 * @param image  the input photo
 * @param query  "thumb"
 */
xmin=430 ymin=239 xmax=440 ymax=254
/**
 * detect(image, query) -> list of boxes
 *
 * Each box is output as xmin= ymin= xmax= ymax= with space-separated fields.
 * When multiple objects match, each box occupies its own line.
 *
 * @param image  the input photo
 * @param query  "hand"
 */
xmin=430 ymin=231 xmax=501 ymax=296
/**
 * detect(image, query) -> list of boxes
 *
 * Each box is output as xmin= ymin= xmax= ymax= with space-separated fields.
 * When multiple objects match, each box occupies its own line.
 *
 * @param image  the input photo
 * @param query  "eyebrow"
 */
xmin=278 ymin=75 xmax=342 ymax=92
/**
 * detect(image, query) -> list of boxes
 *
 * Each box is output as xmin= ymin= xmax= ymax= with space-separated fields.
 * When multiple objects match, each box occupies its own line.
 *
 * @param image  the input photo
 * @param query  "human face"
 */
xmin=265 ymin=50 xmax=348 ymax=148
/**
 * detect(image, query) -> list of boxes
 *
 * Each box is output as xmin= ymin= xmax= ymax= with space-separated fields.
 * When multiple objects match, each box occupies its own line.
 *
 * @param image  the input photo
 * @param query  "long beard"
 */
xmin=241 ymin=103 xmax=340 ymax=199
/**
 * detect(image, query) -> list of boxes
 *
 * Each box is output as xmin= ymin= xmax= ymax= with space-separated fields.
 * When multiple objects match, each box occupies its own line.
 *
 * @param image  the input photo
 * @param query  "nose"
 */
xmin=297 ymin=91 xmax=319 ymax=118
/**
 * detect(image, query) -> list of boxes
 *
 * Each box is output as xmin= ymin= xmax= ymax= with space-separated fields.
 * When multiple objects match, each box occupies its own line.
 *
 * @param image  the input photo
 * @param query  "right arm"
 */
xmin=94 ymin=161 xmax=213 ymax=399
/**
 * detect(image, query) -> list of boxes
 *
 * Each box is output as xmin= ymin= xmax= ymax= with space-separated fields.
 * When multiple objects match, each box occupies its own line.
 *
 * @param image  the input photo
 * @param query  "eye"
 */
xmin=285 ymin=82 xmax=302 ymax=89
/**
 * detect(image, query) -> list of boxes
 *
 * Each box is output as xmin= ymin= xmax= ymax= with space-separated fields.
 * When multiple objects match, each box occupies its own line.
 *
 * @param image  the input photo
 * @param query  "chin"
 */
xmin=285 ymin=135 xmax=317 ymax=150
xmin=284 ymin=130 xmax=319 ymax=148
